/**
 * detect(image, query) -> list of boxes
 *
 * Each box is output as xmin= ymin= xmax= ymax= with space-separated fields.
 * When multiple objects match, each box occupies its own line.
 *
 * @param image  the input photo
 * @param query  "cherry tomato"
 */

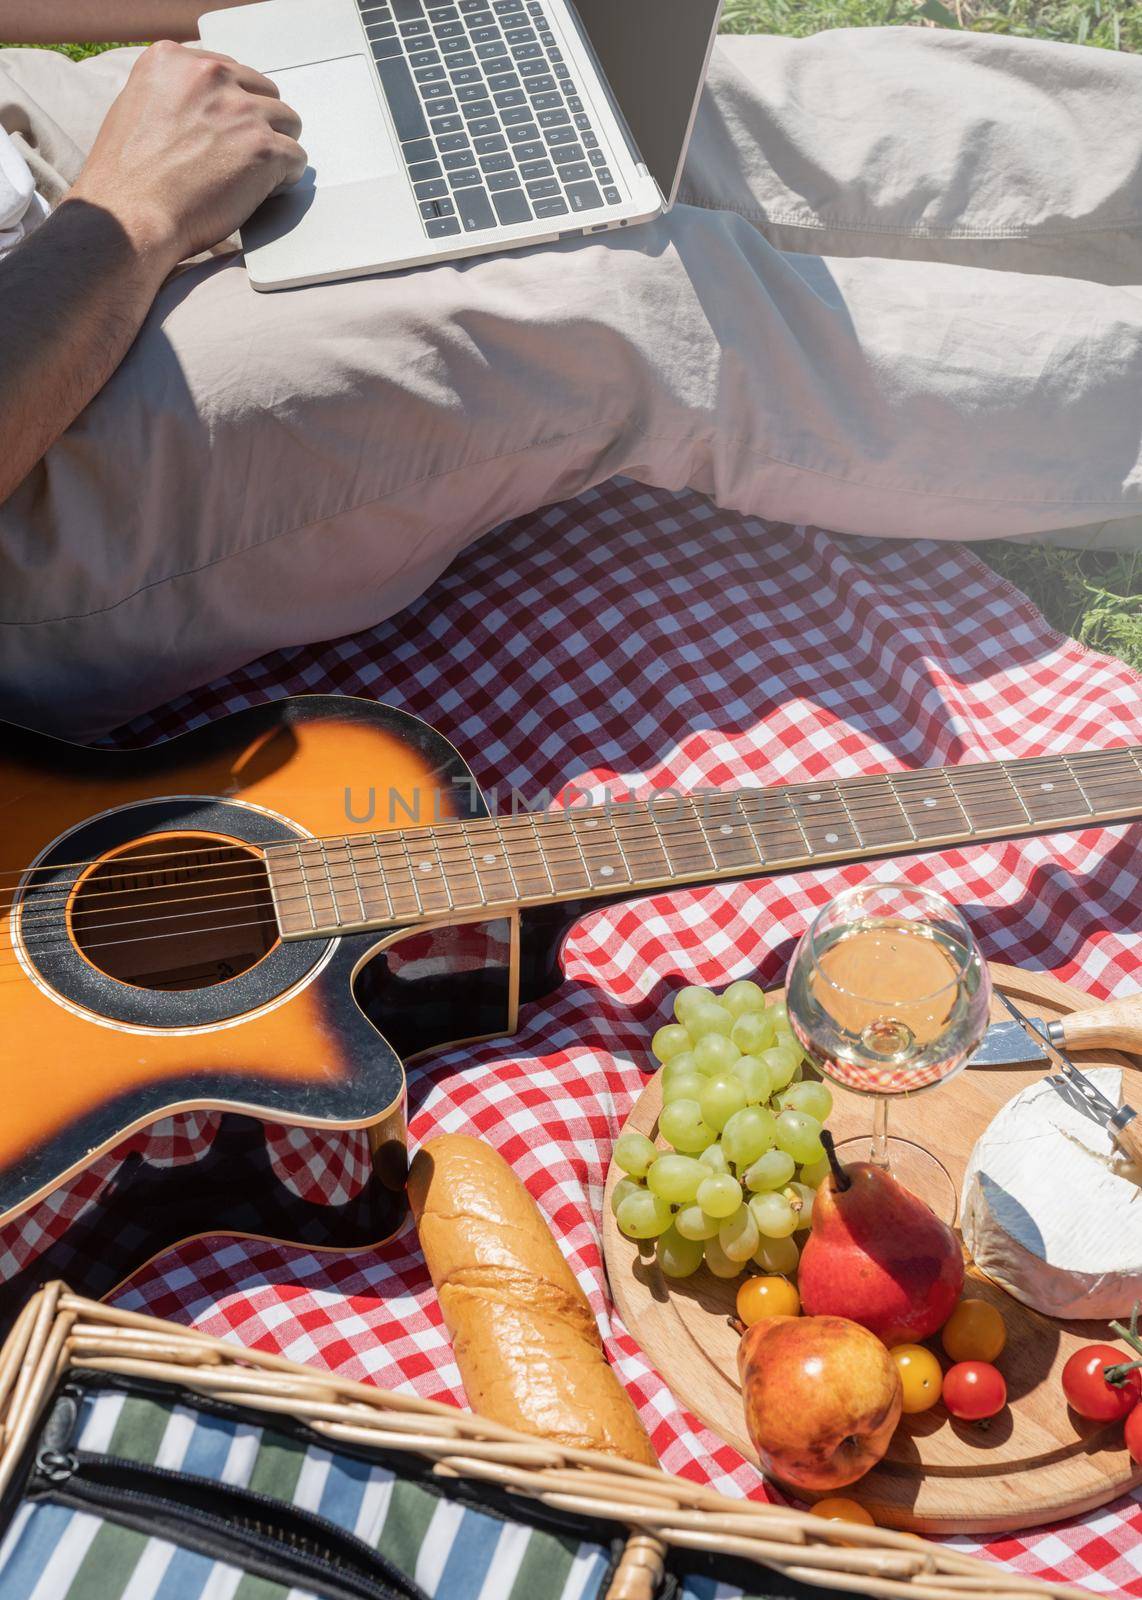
xmin=943 ymin=1361 xmax=1006 ymax=1421
xmin=890 ymin=1344 xmax=943 ymax=1414
xmin=941 ymin=1299 xmax=1006 ymax=1364
xmin=810 ymin=1498 xmax=875 ymax=1527
xmin=1061 ymin=1345 xmax=1142 ymax=1422
xmin=736 ymin=1275 xmax=800 ymax=1326
xmin=1125 ymin=1402 xmax=1142 ymax=1465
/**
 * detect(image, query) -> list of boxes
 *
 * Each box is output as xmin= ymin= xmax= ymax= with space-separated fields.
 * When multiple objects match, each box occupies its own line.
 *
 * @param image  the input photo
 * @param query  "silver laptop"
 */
xmin=198 ymin=0 xmax=723 ymax=291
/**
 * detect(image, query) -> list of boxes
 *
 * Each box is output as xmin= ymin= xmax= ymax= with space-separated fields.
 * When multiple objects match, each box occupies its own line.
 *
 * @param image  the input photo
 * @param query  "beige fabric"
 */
xmin=0 ymin=31 xmax=1140 ymax=736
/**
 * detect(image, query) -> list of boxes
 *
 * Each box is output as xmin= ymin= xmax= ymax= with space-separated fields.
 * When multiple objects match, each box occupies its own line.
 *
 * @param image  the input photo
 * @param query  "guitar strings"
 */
xmin=5 ymin=775 xmax=1142 ymax=952
xmin=0 ymin=747 xmax=1136 ymax=892
xmin=9 ymin=775 xmax=1142 ymax=942
xmin=1 ymin=792 xmax=1139 ymax=974
xmin=6 ymin=758 xmax=1140 ymax=915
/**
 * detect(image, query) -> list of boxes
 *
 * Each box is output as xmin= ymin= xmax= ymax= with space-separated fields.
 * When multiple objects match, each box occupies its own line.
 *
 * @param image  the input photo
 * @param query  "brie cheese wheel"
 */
xmin=961 ymin=1068 xmax=1142 ymax=1320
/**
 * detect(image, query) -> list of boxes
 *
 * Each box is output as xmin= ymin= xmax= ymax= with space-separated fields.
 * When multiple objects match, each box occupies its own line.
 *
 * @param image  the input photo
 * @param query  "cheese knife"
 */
xmin=993 ymin=989 xmax=1142 ymax=1164
xmin=968 ymin=991 xmax=1142 ymax=1068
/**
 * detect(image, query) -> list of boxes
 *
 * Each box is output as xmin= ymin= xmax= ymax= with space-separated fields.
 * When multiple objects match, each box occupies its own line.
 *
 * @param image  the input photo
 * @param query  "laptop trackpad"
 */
xmin=270 ymin=57 xmax=399 ymax=187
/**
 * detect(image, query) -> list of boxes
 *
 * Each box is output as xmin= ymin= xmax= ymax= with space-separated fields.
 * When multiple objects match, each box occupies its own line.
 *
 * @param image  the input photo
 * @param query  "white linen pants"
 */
xmin=1 ymin=29 xmax=1140 ymax=736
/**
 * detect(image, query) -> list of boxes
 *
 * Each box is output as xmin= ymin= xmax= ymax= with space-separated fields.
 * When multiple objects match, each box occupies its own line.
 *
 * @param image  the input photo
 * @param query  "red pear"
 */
xmin=799 ymin=1139 xmax=964 ymax=1346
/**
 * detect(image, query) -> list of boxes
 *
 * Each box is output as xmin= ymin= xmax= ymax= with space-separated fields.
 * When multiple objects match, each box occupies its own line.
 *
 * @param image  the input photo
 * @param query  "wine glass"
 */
xmin=784 ymin=882 xmax=992 ymax=1223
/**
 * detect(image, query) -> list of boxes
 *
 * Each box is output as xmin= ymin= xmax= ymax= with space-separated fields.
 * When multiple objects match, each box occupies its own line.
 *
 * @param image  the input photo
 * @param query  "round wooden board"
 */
xmin=603 ymin=962 xmax=1142 ymax=1536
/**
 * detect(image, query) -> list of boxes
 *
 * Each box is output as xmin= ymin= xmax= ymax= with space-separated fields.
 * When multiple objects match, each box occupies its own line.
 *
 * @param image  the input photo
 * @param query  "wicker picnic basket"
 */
xmin=0 ymin=1282 xmax=1087 ymax=1600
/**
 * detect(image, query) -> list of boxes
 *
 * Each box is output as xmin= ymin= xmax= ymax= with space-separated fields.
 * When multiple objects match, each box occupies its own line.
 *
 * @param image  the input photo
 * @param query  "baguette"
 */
xmin=408 ymin=1134 xmax=657 ymax=1466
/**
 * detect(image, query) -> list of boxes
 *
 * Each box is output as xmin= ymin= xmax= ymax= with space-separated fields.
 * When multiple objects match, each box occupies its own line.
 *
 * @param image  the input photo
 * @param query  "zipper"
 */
xmin=26 ymin=1375 xmax=630 ymax=1599
xmin=33 ymin=1448 xmax=428 ymax=1600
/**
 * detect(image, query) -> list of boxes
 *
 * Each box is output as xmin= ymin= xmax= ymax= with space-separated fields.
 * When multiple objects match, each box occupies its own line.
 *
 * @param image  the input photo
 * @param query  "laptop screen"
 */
xmin=571 ymin=0 xmax=722 ymax=203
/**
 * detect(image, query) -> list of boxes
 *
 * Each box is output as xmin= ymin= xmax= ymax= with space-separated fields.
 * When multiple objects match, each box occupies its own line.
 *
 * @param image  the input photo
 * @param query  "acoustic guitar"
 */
xmin=1 ymin=693 xmax=1138 ymax=1322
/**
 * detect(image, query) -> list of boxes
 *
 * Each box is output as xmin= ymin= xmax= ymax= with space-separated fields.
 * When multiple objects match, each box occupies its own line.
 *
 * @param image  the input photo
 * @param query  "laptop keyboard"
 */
xmin=356 ymin=0 xmax=624 ymax=238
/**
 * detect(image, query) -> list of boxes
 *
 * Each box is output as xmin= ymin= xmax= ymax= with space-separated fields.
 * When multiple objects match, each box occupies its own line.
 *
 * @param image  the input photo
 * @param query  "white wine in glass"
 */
xmin=785 ymin=883 xmax=992 ymax=1222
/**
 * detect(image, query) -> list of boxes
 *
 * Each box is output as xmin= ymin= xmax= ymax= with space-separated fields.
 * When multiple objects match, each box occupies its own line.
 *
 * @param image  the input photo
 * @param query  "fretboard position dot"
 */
xmin=482 ymin=854 xmax=497 ymax=865
xmin=923 ymin=797 xmax=938 ymax=809
xmin=719 ymin=824 xmax=733 ymax=835
xmin=598 ymin=864 xmax=615 ymax=878
xmin=418 ymin=861 xmax=433 ymax=873
xmin=584 ymin=819 xmax=598 ymax=830
xmin=1041 ymin=782 xmax=1054 ymax=792
xmin=825 ymin=832 xmax=839 ymax=844
xmin=808 ymin=792 xmax=822 ymax=802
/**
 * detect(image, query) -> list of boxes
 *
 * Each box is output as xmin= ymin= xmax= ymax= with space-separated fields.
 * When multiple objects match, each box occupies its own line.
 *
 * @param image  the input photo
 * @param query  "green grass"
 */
xmin=722 ymin=0 xmax=1142 ymax=50
xmin=975 ymin=543 xmax=1140 ymax=666
xmin=12 ymin=21 xmax=1141 ymax=670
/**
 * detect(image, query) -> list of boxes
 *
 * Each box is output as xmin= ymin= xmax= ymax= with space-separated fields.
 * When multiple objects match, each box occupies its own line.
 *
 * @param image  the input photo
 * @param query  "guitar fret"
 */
xmin=607 ymin=807 xmax=636 ymax=884
xmin=571 ymin=810 xmax=630 ymax=888
xmin=681 ymin=799 xmax=719 ymax=873
xmin=266 ymin=842 xmax=316 ymax=935
xmin=832 ymin=782 xmax=865 ymax=850
xmin=830 ymin=775 xmax=914 ymax=850
xmin=644 ymin=802 xmax=680 ymax=880
xmin=894 ymin=772 xmax=969 ymax=842
xmin=1005 ymin=756 xmax=1092 ymax=824
xmin=431 ymin=825 xmax=484 ymax=913
xmin=492 ymin=818 xmax=524 ymax=903
xmin=692 ymin=794 xmax=765 ymax=873
xmin=944 ymin=767 xmax=1028 ymax=835
xmin=1061 ymin=755 xmax=1096 ymax=817
xmin=446 ymin=840 xmax=485 ymax=912
xmin=783 ymin=786 xmax=860 ymax=857
xmin=454 ymin=821 xmax=483 ymax=903
xmin=502 ymin=824 xmax=554 ymax=896
xmin=374 ymin=836 xmax=422 ymax=920
xmin=331 ymin=838 xmax=366 ymax=928
xmin=938 ymin=770 xmax=972 ymax=834
xmin=611 ymin=803 xmax=670 ymax=884
xmin=1001 ymin=763 xmax=1034 ymax=825
xmin=360 ymin=835 xmax=395 ymax=923
xmin=302 ymin=840 xmax=338 ymax=929
xmin=780 ymin=792 xmax=816 ymax=860
xmin=647 ymin=805 xmax=712 ymax=873
xmin=428 ymin=829 xmax=455 ymax=913
xmin=317 ymin=839 xmax=346 ymax=927
xmin=556 ymin=811 xmax=596 ymax=893
xmin=396 ymin=831 xmax=426 ymax=918
xmin=883 ymin=776 xmax=922 ymax=843
xmin=452 ymin=821 xmax=502 ymax=901
xmin=525 ymin=812 xmax=556 ymax=898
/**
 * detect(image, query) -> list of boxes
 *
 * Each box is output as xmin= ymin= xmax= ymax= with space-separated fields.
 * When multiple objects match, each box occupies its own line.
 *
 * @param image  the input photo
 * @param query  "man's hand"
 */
xmin=68 ymin=40 xmax=306 ymax=271
xmin=0 ymin=40 xmax=306 ymax=504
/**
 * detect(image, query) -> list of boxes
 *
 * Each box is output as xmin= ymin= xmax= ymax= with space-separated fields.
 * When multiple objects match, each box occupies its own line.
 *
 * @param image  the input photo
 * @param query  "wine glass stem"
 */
xmin=870 ymin=1096 xmax=891 ymax=1171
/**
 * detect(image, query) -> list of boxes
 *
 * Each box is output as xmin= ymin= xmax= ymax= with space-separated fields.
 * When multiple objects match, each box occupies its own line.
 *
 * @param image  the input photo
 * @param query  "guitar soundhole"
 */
xmin=70 ymin=836 xmax=279 ymax=991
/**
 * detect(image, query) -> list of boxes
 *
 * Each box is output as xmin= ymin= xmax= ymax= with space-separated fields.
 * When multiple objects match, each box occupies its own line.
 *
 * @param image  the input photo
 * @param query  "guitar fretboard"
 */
xmin=264 ymin=746 xmax=1142 ymax=939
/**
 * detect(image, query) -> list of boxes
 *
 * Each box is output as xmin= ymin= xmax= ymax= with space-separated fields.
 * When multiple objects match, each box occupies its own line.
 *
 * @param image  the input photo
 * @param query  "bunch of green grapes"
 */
xmin=611 ymin=980 xmax=833 ymax=1282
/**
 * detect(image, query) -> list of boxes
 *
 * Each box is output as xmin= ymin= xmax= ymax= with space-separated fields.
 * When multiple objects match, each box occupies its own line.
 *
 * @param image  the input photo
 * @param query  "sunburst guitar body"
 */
xmin=1 ymin=693 xmax=1139 ymax=1327
xmin=0 ymin=696 xmax=553 ymax=1322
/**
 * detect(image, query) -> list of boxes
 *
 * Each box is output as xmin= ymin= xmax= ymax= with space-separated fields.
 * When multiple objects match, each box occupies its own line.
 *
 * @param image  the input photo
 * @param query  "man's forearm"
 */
xmin=1 ymin=1 xmax=259 ymax=45
xmin=0 ymin=200 xmax=171 ymax=505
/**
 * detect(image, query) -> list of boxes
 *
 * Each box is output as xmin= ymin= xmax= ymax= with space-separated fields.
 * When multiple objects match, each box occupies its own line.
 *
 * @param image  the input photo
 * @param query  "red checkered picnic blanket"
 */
xmin=105 ymin=480 xmax=1141 ymax=1594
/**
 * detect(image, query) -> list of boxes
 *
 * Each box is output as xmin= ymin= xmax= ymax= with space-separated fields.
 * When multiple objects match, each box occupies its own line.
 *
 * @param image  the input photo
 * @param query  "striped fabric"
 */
xmin=0 ymin=1382 xmax=812 ymax=1600
xmin=0 ymin=1387 xmax=617 ymax=1600
xmin=0 ymin=1502 xmax=320 ymax=1600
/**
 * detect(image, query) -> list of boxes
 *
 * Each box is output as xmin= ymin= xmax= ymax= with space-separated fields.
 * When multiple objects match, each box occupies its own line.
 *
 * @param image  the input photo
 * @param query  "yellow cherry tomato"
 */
xmin=736 ymin=1275 xmax=800 ymax=1326
xmin=890 ymin=1344 xmax=943 ymax=1413
xmin=811 ymin=1498 xmax=875 ymax=1528
xmin=941 ymin=1298 xmax=1007 ymax=1364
